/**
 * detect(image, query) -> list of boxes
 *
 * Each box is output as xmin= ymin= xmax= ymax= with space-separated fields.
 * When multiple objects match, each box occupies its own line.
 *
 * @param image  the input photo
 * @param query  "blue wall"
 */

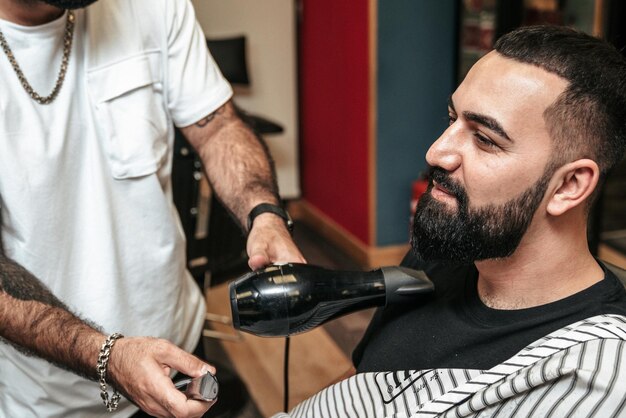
xmin=376 ymin=0 xmax=457 ymax=246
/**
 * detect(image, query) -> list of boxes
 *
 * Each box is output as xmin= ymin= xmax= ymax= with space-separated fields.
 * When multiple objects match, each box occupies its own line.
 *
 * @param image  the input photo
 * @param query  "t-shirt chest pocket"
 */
xmin=87 ymin=52 xmax=169 ymax=179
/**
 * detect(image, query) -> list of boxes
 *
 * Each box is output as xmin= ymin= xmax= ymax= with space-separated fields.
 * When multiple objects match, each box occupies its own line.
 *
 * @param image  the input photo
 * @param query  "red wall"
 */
xmin=299 ymin=0 xmax=371 ymax=244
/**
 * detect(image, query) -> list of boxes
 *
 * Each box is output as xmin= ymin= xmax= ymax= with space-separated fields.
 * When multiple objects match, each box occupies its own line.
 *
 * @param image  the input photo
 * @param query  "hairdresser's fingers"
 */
xmin=247 ymin=214 xmax=305 ymax=270
xmin=107 ymin=337 xmax=215 ymax=417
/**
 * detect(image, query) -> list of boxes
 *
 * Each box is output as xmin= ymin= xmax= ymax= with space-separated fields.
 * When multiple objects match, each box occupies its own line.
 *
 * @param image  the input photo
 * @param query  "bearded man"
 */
xmin=274 ymin=25 xmax=626 ymax=418
xmin=0 ymin=0 xmax=305 ymax=417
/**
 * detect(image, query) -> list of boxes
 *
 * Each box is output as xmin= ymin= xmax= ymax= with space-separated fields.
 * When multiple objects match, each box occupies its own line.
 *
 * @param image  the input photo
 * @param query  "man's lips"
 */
xmin=431 ymin=180 xmax=456 ymax=201
xmin=433 ymin=180 xmax=452 ymax=195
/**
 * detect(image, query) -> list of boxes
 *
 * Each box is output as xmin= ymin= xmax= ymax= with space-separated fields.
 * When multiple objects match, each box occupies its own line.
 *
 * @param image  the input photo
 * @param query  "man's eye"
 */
xmin=474 ymin=133 xmax=497 ymax=148
xmin=448 ymin=115 xmax=457 ymax=126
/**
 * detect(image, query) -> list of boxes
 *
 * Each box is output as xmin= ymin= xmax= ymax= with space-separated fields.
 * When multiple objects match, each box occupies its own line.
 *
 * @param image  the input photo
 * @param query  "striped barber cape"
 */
xmin=274 ymin=314 xmax=626 ymax=418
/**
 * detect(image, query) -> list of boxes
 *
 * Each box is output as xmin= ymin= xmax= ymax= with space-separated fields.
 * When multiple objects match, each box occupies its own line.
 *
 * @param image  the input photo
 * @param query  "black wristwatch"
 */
xmin=247 ymin=203 xmax=294 ymax=234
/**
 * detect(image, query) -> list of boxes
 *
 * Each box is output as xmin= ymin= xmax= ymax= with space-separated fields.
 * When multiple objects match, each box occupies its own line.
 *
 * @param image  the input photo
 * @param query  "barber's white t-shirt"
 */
xmin=0 ymin=0 xmax=232 ymax=416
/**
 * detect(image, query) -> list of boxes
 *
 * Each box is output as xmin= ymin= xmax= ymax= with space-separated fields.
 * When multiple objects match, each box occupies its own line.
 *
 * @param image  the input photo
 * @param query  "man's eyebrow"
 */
xmin=463 ymin=112 xmax=512 ymax=142
xmin=448 ymin=95 xmax=512 ymax=142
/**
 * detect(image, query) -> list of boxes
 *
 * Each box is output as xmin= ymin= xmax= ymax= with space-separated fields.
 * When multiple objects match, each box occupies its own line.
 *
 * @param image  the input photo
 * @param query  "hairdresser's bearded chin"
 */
xmin=411 ymin=168 xmax=551 ymax=264
xmin=39 ymin=0 xmax=99 ymax=9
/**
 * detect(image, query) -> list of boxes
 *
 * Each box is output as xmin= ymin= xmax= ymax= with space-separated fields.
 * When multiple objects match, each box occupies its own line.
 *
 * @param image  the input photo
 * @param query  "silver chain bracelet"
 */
xmin=96 ymin=332 xmax=124 ymax=412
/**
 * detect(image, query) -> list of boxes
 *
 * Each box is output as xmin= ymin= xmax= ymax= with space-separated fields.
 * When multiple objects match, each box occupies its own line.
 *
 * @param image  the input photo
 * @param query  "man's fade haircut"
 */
xmin=494 ymin=25 xmax=626 ymax=179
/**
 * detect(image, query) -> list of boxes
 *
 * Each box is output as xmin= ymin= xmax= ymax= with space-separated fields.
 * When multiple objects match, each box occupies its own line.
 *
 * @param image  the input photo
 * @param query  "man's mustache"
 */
xmin=427 ymin=166 xmax=466 ymax=202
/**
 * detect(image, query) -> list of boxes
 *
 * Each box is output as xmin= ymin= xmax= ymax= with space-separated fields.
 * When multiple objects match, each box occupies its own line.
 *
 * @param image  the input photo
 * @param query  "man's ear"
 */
xmin=546 ymin=159 xmax=600 ymax=216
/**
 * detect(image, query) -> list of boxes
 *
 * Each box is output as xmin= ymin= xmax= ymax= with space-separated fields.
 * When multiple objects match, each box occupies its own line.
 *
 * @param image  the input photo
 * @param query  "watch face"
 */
xmin=247 ymin=203 xmax=293 ymax=233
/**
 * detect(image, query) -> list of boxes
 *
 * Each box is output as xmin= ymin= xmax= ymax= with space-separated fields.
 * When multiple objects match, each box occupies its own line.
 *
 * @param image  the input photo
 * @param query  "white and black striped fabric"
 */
xmin=273 ymin=314 xmax=626 ymax=417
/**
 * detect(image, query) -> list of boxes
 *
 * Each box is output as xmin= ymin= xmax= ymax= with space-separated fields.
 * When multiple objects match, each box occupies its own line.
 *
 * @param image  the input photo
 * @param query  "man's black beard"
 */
xmin=411 ymin=166 xmax=553 ymax=264
xmin=40 ymin=0 xmax=98 ymax=9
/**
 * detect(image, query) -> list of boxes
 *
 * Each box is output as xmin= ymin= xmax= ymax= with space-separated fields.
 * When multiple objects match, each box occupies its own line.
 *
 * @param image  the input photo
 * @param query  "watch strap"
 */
xmin=247 ymin=203 xmax=294 ymax=233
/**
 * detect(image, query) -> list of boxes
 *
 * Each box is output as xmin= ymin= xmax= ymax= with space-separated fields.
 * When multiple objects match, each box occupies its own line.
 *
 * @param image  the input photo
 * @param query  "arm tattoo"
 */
xmin=195 ymin=105 xmax=225 ymax=128
xmin=0 ymin=211 xmax=103 ymax=381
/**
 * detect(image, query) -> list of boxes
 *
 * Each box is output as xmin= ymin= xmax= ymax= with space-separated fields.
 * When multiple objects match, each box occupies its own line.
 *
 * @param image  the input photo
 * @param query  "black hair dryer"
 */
xmin=229 ymin=263 xmax=434 ymax=337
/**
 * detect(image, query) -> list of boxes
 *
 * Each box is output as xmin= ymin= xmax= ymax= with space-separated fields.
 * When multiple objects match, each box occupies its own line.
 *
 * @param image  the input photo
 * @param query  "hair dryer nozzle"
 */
xmin=229 ymin=263 xmax=433 ymax=337
xmin=382 ymin=266 xmax=434 ymax=304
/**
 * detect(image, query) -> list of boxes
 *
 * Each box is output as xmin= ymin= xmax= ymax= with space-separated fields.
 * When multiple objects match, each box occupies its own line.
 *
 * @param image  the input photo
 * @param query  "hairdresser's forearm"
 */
xmin=0 ymin=254 xmax=105 ymax=380
xmin=180 ymin=101 xmax=280 ymax=229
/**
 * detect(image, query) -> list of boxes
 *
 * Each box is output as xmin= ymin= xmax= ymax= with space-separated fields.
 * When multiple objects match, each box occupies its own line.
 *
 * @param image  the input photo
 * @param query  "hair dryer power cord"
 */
xmin=284 ymin=336 xmax=290 ymax=412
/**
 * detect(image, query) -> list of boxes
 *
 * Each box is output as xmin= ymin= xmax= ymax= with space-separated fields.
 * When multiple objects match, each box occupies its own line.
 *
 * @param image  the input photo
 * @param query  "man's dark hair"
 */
xmin=494 ymin=25 xmax=626 ymax=178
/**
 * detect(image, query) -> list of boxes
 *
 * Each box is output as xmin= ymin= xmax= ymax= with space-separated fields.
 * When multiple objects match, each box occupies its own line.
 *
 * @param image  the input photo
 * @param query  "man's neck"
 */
xmin=0 ymin=0 xmax=63 ymax=26
xmin=474 ymin=218 xmax=604 ymax=310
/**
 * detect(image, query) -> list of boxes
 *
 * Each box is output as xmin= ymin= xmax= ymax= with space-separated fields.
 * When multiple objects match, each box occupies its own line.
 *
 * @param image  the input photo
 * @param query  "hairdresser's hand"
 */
xmin=247 ymin=213 xmax=306 ymax=270
xmin=107 ymin=337 xmax=216 ymax=418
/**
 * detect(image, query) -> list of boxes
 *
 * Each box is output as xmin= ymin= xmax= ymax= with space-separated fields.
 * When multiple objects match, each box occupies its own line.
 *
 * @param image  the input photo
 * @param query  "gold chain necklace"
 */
xmin=0 ymin=11 xmax=75 ymax=105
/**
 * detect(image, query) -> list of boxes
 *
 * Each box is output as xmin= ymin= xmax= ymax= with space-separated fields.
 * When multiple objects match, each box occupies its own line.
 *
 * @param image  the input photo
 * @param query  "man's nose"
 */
xmin=425 ymin=126 xmax=462 ymax=173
